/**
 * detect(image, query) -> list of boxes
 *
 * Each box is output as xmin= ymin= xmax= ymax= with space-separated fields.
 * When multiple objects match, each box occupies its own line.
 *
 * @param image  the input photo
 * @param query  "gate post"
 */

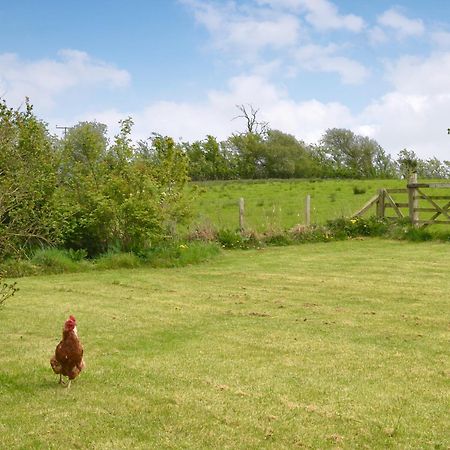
xmin=377 ymin=189 xmax=385 ymax=218
xmin=408 ymin=172 xmax=419 ymax=227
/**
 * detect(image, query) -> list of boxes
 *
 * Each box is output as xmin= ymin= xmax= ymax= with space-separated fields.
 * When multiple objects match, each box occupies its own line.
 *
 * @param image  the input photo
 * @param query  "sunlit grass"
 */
xmin=1 ymin=240 xmax=449 ymax=448
xmin=189 ymin=178 xmax=449 ymax=232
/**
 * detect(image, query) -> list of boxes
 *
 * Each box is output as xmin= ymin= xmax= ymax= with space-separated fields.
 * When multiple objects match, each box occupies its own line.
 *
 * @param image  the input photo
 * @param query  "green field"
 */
xmin=1 ymin=240 xmax=449 ymax=449
xmin=189 ymin=179 xmax=447 ymax=232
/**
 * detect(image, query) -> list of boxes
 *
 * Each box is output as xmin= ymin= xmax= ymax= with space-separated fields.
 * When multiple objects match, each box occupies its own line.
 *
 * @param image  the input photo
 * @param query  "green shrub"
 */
xmin=217 ymin=229 xmax=245 ymax=249
xmin=0 ymin=259 xmax=39 ymax=278
xmin=264 ymin=232 xmax=292 ymax=246
xmin=31 ymin=248 xmax=80 ymax=274
xmin=176 ymin=242 xmax=221 ymax=266
xmin=141 ymin=242 xmax=221 ymax=267
xmin=402 ymin=228 xmax=433 ymax=242
xmin=327 ymin=217 xmax=389 ymax=238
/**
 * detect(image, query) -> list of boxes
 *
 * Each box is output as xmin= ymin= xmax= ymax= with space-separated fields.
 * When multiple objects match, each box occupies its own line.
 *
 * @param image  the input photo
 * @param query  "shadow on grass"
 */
xmin=0 ymin=371 xmax=75 ymax=393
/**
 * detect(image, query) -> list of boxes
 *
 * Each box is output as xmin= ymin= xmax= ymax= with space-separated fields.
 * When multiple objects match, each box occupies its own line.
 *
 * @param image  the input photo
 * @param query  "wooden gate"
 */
xmin=352 ymin=174 xmax=450 ymax=227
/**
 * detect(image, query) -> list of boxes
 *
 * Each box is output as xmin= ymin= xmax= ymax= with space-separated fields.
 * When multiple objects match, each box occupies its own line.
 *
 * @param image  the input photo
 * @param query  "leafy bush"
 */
xmin=0 ymin=259 xmax=39 ymax=278
xmin=31 ymin=249 xmax=81 ymax=274
xmin=401 ymin=227 xmax=433 ymax=242
xmin=0 ymin=100 xmax=60 ymax=257
xmin=217 ymin=229 xmax=246 ymax=249
xmin=263 ymin=232 xmax=293 ymax=246
xmin=327 ymin=217 xmax=389 ymax=238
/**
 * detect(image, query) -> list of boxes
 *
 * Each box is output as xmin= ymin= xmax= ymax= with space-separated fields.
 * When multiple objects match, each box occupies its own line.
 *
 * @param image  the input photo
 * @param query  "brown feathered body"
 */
xmin=50 ymin=316 xmax=85 ymax=381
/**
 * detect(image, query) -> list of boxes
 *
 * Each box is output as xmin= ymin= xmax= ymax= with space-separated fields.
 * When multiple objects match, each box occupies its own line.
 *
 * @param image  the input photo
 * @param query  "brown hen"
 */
xmin=50 ymin=315 xmax=85 ymax=388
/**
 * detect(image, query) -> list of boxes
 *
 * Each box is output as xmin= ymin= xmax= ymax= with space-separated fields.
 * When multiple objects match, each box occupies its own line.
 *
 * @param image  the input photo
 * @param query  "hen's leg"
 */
xmin=66 ymin=379 xmax=71 ymax=389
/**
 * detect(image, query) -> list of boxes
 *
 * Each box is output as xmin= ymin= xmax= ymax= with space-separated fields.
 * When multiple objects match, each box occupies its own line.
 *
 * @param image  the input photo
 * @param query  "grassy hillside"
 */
xmin=188 ymin=178 xmax=450 ymax=236
xmin=1 ymin=240 xmax=449 ymax=448
xmin=189 ymin=179 xmax=406 ymax=231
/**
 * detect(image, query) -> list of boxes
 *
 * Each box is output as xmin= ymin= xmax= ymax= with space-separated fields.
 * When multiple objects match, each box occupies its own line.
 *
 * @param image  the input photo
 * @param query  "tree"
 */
xmin=184 ymin=136 xmax=235 ymax=180
xmin=319 ymin=128 xmax=395 ymax=178
xmin=261 ymin=130 xmax=317 ymax=178
xmin=396 ymin=149 xmax=420 ymax=179
xmin=0 ymin=99 xmax=60 ymax=257
xmin=56 ymin=121 xmax=112 ymax=255
xmin=420 ymin=157 xmax=450 ymax=178
xmin=225 ymin=132 xmax=266 ymax=179
xmin=56 ymin=121 xmax=192 ymax=255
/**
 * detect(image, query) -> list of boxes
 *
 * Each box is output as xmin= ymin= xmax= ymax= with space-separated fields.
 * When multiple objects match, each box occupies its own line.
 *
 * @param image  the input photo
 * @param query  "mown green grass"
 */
xmin=1 ymin=239 xmax=449 ymax=449
xmin=189 ymin=178 xmax=449 ymax=232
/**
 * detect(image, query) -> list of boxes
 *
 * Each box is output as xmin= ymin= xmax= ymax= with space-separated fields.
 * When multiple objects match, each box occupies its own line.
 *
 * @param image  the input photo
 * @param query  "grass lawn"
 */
xmin=1 ymin=239 xmax=449 ymax=449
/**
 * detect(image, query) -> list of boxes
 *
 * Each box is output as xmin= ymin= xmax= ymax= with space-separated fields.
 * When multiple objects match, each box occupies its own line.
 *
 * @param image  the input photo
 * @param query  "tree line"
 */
xmin=1 ymin=99 xmax=449 ymax=258
xmin=183 ymin=105 xmax=450 ymax=181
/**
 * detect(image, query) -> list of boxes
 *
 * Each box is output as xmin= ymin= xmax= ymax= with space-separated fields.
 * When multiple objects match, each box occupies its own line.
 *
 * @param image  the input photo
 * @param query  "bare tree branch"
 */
xmin=232 ymin=104 xmax=269 ymax=136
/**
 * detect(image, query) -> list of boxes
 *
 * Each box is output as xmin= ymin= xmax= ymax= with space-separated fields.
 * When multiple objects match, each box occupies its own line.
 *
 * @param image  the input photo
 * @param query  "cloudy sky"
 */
xmin=1 ymin=0 xmax=450 ymax=160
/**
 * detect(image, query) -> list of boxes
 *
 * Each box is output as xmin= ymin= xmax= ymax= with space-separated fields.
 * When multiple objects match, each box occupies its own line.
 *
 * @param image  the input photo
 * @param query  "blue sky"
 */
xmin=1 ymin=0 xmax=450 ymax=160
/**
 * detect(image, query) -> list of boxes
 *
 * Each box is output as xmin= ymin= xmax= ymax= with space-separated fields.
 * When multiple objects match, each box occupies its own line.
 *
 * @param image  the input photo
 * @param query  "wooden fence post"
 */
xmin=377 ymin=189 xmax=385 ymax=218
xmin=305 ymin=194 xmax=311 ymax=226
xmin=239 ymin=197 xmax=245 ymax=232
xmin=408 ymin=172 xmax=419 ymax=227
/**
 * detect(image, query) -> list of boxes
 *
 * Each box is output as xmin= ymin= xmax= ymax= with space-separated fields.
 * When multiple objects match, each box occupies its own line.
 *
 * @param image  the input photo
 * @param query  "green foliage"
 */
xmin=217 ymin=228 xmax=247 ymax=249
xmin=226 ymin=132 xmax=266 ymax=179
xmin=31 ymin=248 xmax=82 ymax=274
xmin=57 ymin=122 xmax=191 ymax=256
xmin=0 ymin=98 xmax=192 ymax=259
xmin=319 ymin=128 xmax=396 ymax=178
xmin=0 ymin=259 xmax=39 ymax=278
xmin=184 ymin=135 xmax=235 ymax=180
xmin=397 ymin=149 xmax=450 ymax=179
xmin=0 ymin=99 xmax=60 ymax=257
xmin=327 ymin=217 xmax=389 ymax=238
xmin=142 ymin=241 xmax=221 ymax=267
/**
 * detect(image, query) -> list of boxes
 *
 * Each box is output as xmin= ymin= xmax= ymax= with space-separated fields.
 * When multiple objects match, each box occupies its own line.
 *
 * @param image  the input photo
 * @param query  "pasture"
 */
xmin=1 ymin=239 xmax=449 ymax=449
xmin=189 ymin=179 xmax=405 ymax=231
xmin=189 ymin=178 xmax=449 ymax=232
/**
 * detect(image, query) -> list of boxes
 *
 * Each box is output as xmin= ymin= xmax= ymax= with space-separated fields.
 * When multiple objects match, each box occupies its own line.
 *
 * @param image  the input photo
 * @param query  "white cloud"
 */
xmin=357 ymin=52 xmax=450 ymax=159
xmin=431 ymin=31 xmax=450 ymax=48
xmin=182 ymin=0 xmax=300 ymax=56
xmin=256 ymin=0 xmax=365 ymax=32
xmin=368 ymin=26 xmax=388 ymax=45
xmin=300 ymin=0 xmax=365 ymax=33
xmin=0 ymin=50 xmax=130 ymax=110
xmin=294 ymin=44 xmax=369 ymax=84
xmin=386 ymin=52 xmax=450 ymax=95
xmin=377 ymin=8 xmax=425 ymax=38
xmin=80 ymin=75 xmax=355 ymax=146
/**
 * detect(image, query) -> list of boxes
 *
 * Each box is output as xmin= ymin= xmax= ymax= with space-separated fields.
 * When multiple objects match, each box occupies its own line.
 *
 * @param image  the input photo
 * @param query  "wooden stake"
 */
xmin=239 ymin=197 xmax=245 ymax=232
xmin=305 ymin=194 xmax=311 ymax=226
xmin=408 ymin=172 xmax=419 ymax=227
